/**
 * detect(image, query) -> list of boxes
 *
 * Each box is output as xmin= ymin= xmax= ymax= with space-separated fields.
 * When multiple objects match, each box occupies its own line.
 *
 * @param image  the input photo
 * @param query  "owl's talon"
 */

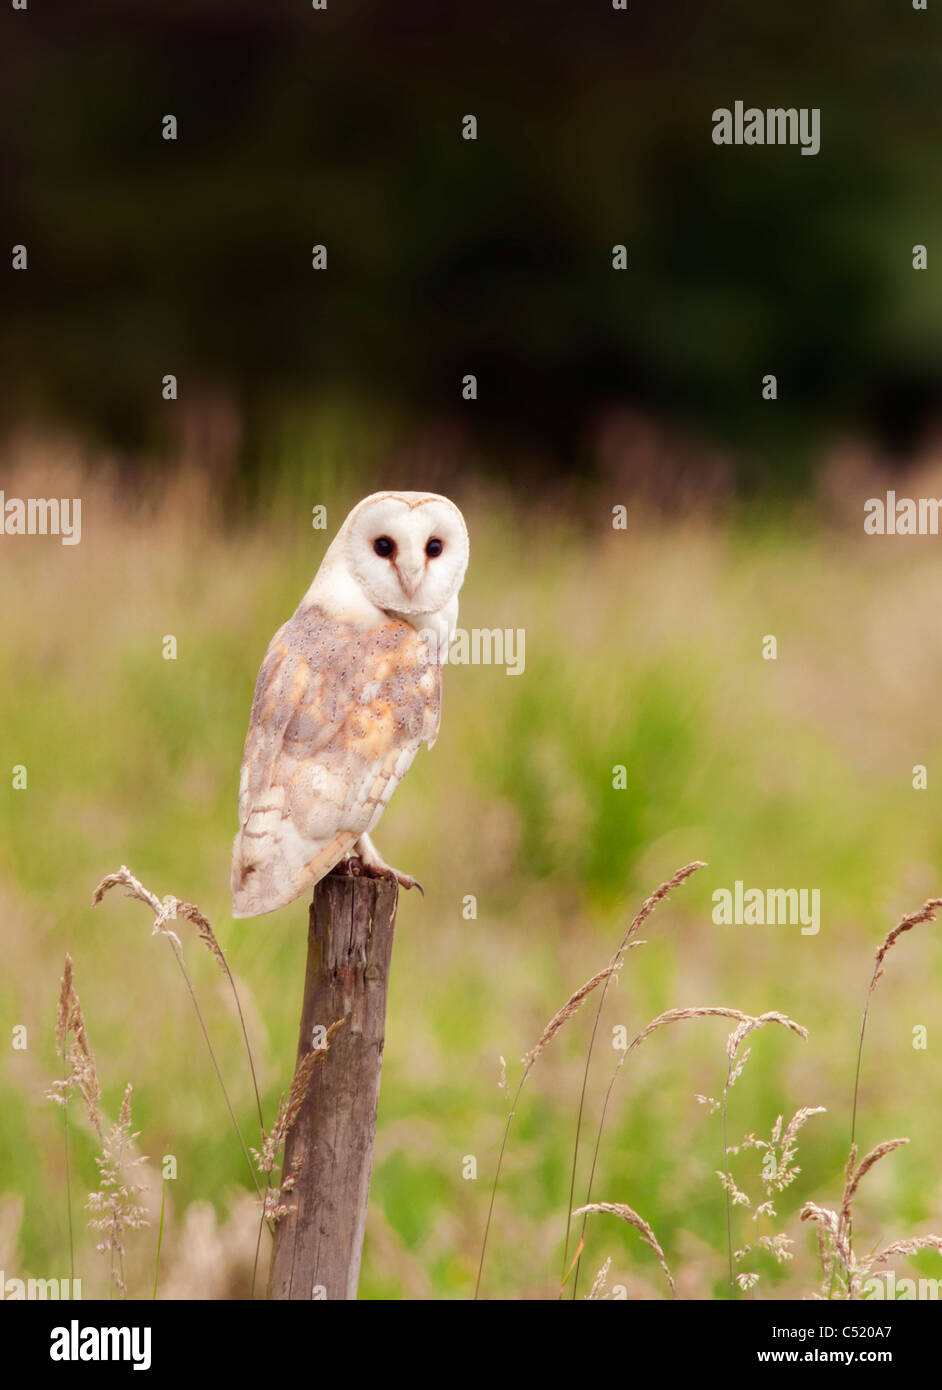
xmin=395 ymin=872 xmax=424 ymax=896
xmin=358 ymin=860 xmax=423 ymax=895
xmin=351 ymin=832 xmax=423 ymax=896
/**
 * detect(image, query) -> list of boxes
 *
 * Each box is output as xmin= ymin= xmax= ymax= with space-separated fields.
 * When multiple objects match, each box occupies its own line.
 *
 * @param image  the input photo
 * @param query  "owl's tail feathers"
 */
xmin=230 ymin=825 xmax=358 ymax=918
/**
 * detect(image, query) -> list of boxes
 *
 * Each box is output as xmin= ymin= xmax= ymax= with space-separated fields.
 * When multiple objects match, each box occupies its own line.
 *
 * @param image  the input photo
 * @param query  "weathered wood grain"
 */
xmin=268 ymin=872 xmax=398 ymax=1300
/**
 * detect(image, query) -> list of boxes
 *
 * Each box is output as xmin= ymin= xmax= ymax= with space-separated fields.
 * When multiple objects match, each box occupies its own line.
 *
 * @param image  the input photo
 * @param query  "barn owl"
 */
xmin=231 ymin=491 xmax=469 ymax=918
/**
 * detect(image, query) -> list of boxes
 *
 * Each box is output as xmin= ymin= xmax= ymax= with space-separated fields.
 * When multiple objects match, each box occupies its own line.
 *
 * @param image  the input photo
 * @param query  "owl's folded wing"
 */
xmin=231 ymin=606 xmax=440 ymax=918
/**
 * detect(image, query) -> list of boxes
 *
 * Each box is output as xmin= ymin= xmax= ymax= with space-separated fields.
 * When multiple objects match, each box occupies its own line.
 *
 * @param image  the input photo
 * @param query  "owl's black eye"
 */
xmin=425 ymin=537 xmax=444 ymax=558
xmin=373 ymin=536 xmax=396 ymax=558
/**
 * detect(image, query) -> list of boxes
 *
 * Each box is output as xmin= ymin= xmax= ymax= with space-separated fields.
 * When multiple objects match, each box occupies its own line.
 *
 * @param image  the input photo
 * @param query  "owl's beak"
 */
xmin=397 ymin=563 xmax=424 ymax=599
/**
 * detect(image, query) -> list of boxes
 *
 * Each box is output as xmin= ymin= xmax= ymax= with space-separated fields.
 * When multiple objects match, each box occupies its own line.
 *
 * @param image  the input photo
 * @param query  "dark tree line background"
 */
xmin=1 ymin=0 xmax=940 ymax=491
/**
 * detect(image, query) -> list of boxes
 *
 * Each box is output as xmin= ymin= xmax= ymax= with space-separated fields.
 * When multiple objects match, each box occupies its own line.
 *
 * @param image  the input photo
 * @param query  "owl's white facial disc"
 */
xmin=343 ymin=492 xmax=469 ymax=618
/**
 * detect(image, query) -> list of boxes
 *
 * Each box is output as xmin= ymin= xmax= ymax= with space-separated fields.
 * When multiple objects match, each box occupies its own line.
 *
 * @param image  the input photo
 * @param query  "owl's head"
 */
xmin=341 ymin=491 xmax=469 ymax=617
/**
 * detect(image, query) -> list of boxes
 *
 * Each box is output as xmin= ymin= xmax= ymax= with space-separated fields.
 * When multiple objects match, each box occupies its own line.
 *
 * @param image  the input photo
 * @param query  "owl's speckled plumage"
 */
xmin=231 ymin=491 xmax=468 ymax=917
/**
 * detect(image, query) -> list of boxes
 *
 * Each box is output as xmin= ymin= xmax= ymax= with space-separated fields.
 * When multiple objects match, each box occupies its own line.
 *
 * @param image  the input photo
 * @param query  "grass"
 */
xmin=2 ymin=435 xmax=942 ymax=1297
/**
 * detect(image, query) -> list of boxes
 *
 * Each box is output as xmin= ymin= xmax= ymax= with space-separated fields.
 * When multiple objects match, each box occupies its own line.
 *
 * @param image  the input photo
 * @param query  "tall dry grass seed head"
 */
xmin=46 ymin=957 xmax=150 ymax=1296
xmin=586 ymin=1256 xmax=612 ymax=1301
xmin=86 ymin=1083 xmax=150 ymax=1297
xmin=478 ymin=861 xmax=709 ymax=1300
xmin=572 ymin=1202 xmax=676 ymax=1296
xmin=803 ymin=896 xmax=942 ymax=1300
xmin=720 ymin=1105 xmax=826 ymax=1294
xmin=47 ymin=953 xmax=103 ymax=1137
xmin=93 ymin=865 xmax=266 ymax=1196
xmin=851 ymin=895 xmax=942 ymax=1146
xmin=251 ymin=1017 xmax=346 ymax=1223
xmin=565 ymin=861 xmax=708 ymax=1296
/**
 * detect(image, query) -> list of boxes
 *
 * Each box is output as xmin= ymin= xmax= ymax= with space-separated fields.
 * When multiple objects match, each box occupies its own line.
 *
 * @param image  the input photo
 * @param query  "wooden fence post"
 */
xmin=267 ymin=870 xmax=399 ymax=1300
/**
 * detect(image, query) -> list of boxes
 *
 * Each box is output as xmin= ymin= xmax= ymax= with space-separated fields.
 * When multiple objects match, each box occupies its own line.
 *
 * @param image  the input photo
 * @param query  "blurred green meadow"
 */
xmin=2 ymin=430 xmax=942 ymax=1300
